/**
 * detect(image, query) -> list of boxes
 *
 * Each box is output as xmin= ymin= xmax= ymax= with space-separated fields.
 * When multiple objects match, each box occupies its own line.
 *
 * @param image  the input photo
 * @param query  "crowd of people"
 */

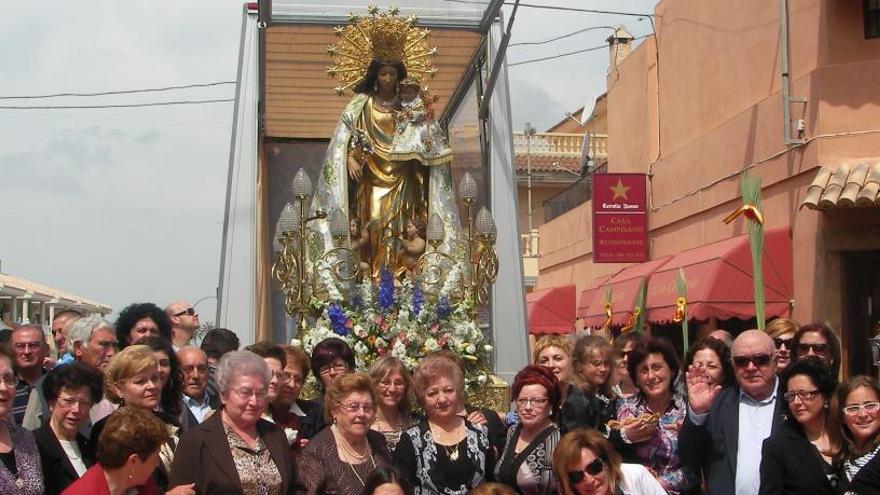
xmin=0 ymin=303 xmax=879 ymax=495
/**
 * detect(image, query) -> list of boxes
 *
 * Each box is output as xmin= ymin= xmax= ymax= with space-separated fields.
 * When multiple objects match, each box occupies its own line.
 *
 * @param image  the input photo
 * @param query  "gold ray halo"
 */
xmin=326 ymin=5 xmax=438 ymax=96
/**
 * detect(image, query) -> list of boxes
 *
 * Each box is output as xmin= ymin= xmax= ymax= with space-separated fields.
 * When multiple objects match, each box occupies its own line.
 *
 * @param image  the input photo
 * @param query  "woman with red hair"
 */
xmin=494 ymin=365 xmax=561 ymax=495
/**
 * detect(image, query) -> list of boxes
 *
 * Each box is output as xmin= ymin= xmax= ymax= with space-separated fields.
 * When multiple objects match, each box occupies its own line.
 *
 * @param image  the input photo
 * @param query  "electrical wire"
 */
xmin=0 ymin=81 xmax=235 ymax=100
xmin=509 ymin=25 xmax=615 ymax=46
xmin=508 ymin=34 xmax=650 ymax=67
xmin=439 ymin=0 xmax=652 ymax=17
xmin=0 ymin=99 xmax=234 ymax=110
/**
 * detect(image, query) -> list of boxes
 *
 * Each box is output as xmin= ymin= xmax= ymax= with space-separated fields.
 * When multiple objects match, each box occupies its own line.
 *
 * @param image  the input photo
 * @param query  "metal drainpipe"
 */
xmin=779 ymin=0 xmax=807 ymax=146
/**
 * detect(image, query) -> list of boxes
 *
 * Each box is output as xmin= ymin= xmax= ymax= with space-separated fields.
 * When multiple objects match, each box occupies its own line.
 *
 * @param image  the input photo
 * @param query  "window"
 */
xmin=866 ymin=0 xmax=880 ymax=39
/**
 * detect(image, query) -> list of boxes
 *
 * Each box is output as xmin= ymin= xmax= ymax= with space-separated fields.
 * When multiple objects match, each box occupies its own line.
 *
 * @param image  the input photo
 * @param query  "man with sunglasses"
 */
xmin=680 ymin=330 xmax=786 ymax=495
xmin=165 ymin=301 xmax=201 ymax=349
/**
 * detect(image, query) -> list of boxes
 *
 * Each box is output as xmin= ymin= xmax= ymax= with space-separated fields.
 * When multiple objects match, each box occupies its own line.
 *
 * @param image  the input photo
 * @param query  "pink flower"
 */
xmin=345 ymin=319 xmax=354 ymax=329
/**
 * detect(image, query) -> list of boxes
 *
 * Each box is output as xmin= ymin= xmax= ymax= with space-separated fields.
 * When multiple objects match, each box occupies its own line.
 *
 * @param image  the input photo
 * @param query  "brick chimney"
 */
xmin=607 ymin=26 xmax=635 ymax=70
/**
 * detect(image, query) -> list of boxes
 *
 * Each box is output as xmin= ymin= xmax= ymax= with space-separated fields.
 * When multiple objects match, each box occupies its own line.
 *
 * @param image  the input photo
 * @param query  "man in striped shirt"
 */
xmin=10 ymin=324 xmax=48 ymax=424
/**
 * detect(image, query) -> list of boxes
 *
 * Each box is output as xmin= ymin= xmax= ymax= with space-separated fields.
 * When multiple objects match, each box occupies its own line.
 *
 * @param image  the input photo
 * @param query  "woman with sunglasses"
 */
xmin=758 ymin=358 xmax=839 ymax=494
xmin=552 ymin=428 xmax=665 ymax=495
xmin=495 ymin=365 xmax=561 ymax=495
xmin=831 ymin=375 xmax=880 ymax=493
xmin=616 ymin=336 xmax=699 ymax=495
xmin=792 ymin=323 xmax=841 ymax=378
xmin=611 ymin=333 xmax=642 ymax=400
xmin=765 ymin=318 xmax=799 ymax=375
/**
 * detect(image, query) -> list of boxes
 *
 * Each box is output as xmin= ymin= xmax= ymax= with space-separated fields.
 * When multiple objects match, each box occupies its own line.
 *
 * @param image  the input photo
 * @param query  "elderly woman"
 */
xmin=533 ymin=335 xmax=575 ymax=403
xmin=615 ymin=336 xmax=698 ymax=495
xmin=683 ymin=337 xmax=734 ymax=390
xmin=393 ymin=352 xmax=494 ymax=494
xmin=759 ymin=358 xmax=839 ymax=494
xmin=115 ymin=302 xmax=173 ymax=348
xmin=495 ymin=365 xmax=561 ymax=495
xmin=0 ymin=346 xmax=43 ymax=494
xmin=765 ymin=318 xmax=799 ymax=375
xmin=311 ymin=337 xmax=356 ymax=391
xmin=90 ymin=345 xmax=182 ymax=493
xmin=557 ymin=335 xmax=618 ymax=437
xmin=271 ymin=345 xmax=324 ymax=453
xmin=63 ymin=406 xmax=188 ymax=495
xmin=34 ymin=362 xmax=103 ymax=494
xmin=793 ymin=323 xmax=842 ymax=378
xmin=831 ymin=375 xmax=880 ymax=492
xmin=169 ymin=350 xmax=295 ymax=494
xmin=552 ymin=429 xmax=665 ymax=495
xmin=370 ymin=357 xmax=417 ymax=453
xmin=299 ymin=372 xmax=390 ymax=495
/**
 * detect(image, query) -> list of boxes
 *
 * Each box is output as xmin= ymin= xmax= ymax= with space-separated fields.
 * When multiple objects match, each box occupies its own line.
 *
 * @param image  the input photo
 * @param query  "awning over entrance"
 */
xmin=801 ymin=163 xmax=880 ymax=209
xmin=583 ymin=257 xmax=673 ymax=328
xmin=577 ymin=274 xmax=615 ymax=319
xmin=527 ymin=284 xmax=576 ymax=335
xmin=644 ymin=227 xmax=793 ymax=323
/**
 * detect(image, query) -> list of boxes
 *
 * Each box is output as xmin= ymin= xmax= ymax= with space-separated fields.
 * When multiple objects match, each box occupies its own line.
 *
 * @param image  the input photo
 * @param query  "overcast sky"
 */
xmin=0 ymin=0 xmax=657 ymax=324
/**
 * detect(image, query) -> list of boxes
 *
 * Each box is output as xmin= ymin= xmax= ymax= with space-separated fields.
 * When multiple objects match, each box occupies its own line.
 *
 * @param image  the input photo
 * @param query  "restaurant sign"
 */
xmin=592 ymin=173 xmax=648 ymax=263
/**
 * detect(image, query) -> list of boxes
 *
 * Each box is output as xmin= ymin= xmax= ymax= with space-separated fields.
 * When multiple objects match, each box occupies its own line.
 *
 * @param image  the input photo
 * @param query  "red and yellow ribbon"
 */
xmin=620 ymin=307 xmax=641 ymax=334
xmin=602 ymin=302 xmax=613 ymax=330
xmin=672 ymin=296 xmax=687 ymax=323
xmin=723 ymin=204 xmax=764 ymax=225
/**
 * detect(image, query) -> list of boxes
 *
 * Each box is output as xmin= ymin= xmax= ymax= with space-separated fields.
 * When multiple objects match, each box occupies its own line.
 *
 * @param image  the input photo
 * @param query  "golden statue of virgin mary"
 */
xmin=311 ymin=7 xmax=458 ymax=279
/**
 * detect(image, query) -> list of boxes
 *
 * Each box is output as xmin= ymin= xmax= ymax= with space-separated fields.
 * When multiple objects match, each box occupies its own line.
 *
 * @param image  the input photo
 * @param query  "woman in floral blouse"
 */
xmin=615 ymin=336 xmax=699 ymax=494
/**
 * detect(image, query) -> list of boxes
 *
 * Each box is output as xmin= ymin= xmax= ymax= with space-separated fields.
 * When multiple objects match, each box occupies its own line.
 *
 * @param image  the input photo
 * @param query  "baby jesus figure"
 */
xmin=389 ymin=78 xmax=453 ymax=165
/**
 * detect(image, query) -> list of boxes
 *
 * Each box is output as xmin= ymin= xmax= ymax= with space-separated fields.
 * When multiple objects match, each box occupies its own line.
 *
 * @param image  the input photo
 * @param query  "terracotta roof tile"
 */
xmin=801 ymin=163 xmax=880 ymax=209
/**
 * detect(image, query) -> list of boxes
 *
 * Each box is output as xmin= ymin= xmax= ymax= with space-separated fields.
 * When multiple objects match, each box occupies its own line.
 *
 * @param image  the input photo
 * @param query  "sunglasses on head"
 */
xmin=732 ymin=353 xmax=772 ymax=368
xmin=174 ymin=307 xmax=197 ymax=317
xmin=567 ymin=457 xmax=605 ymax=484
xmin=773 ymin=338 xmax=792 ymax=350
xmin=797 ymin=343 xmax=830 ymax=356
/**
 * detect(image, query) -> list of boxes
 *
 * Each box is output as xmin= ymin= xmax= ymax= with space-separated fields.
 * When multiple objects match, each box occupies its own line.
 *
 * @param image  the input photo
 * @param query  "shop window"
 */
xmin=867 ymin=0 xmax=880 ymax=39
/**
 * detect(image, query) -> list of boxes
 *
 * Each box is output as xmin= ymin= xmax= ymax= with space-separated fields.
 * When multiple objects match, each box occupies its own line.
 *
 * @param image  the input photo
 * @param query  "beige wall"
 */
xmin=537 ymin=0 xmax=880 ymax=335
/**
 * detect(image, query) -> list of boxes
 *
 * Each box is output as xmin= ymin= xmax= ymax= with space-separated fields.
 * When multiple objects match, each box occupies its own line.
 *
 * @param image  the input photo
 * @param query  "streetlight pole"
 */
xmin=524 ymin=122 xmax=537 ymax=251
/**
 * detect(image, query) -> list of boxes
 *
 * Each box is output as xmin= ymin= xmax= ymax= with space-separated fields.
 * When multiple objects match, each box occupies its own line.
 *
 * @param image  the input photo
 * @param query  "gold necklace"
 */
xmin=430 ymin=420 xmax=463 ymax=461
xmin=332 ymin=425 xmax=376 ymax=486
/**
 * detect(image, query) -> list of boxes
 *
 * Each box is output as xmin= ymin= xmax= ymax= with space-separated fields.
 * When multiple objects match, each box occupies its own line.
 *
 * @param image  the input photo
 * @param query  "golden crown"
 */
xmin=326 ymin=5 xmax=438 ymax=96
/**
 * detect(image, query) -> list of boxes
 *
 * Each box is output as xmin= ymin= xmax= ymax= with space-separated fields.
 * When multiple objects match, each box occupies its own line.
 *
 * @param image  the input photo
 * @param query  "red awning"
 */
xmin=582 ymin=257 xmax=673 ymax=328
xmin=527 ymin=284 xmax=577 ymax=335
xmin=644 ymin=226 xmax=793 ymax=323
xmin=577 ymin=274 xmax=615 ymax=318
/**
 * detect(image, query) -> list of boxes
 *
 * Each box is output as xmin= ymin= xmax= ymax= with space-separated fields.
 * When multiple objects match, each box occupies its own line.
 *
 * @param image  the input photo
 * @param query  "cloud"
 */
xmin=133 ymin=129 xmax=161 ymax=144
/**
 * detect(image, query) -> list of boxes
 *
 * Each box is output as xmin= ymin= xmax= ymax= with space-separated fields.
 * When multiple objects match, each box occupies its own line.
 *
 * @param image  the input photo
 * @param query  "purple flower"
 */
xmin=412 ymin=282 xmax=425 ymax=316
xmin=379 ymin=266 xmax=395 ymax=312
xmin=437 ymin=296 xmax=451 ymax=320
xmin=327 ymin=303 xmax=348 ymax=336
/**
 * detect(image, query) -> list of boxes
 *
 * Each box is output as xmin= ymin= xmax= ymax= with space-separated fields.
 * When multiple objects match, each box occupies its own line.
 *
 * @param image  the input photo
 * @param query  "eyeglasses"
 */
xmin=732 ymin=353 xmax=772 ymax=368
xmin=56 ymin=396 xmax=93 ymax=409
xmin=319 ymin=362 xmax=348 ymax=375
xmin=773 ymin=338 xmax=793 ymax=350
xmin=843 ymin=401 xmax=880 ymax=416
xmin=797 ymin=343 xmax=830 ymax=357
xmin=0 ymin=374 xmax=19 ymax=388
xmin=174 ymin=308 xmax=197 ymax=317
xmin=516 ymin=397 xmax=549 ymax=408
xmin=271 ymin=370 xmax=294 ymax=382
xmin=12 ymin=342 xmax=42 ymax=351
xmin=783 ymin=389 xmax=820 ymax=402
xmin=230 ymin=387 xmax=269 ymax=401
xmin=181 ymin=364 xmax=208 ymax=374
xmin=567 ymin=457 xmax=605 ymax=484
xmin=338 ymin=402 xmax=374 ymax=414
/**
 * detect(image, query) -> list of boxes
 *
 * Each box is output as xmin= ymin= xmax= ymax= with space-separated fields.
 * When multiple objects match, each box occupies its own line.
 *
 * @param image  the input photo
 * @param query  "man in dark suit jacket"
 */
xmin=680 ymin=330 xmax=786 ymax=495
xmin=177 ymin=346 xmax=219 ymax=432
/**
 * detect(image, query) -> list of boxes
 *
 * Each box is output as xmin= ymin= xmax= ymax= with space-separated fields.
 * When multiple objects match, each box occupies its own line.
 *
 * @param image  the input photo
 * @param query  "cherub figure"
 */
xmin=397 ymin=218 xmax=427 ymax=277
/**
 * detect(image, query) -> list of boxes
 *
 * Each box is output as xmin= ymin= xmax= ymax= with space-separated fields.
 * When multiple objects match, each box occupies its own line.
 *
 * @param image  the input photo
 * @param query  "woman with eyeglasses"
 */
xmin=311 ymin=337 xmax=356 ymax=392
xmin=394 ymin=352 xmax=495 ymax=495
xmin=552 ymin=428 xmax=665 ymax=495
xmin=758 ymin=358 xmax=839 ymax=494
xmin=299 ymin=372 xmax=390 ymax=495
xmin=169 ymin=350 xmax=295 ymax=494
xmin=495 ymin=365 xmax=561 ymax=495
xmin=765 ymin=318 xmax=799 ymax=375
xmin=831 ymin=375 xmax=880 ymax=493
xmin=370 ymin=357 xmax=418 ymax=454
xmin=0 ymin=346 xmax=43 ymax=494
xmin=792 ymin=323 xmax=841 ymax=378
xmin=615 ymin=336 xmax=699 ymax=495
xmin=35 ymin=362 xmax=103 ymax=494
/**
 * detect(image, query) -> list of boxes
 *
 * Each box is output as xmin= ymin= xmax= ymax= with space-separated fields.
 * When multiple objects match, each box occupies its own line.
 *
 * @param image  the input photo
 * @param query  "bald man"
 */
xmin=680 ymin=329 xmax=785 ymax=495
xmin=165 ymin=301 xmax=201 ymax=349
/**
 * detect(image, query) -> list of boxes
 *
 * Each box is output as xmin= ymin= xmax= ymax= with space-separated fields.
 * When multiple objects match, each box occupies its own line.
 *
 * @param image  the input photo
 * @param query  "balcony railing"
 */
xmin=513 ymin=132 xmax=607 ymax=160
xmin=520 ymin=229 xmax=539 ymax=257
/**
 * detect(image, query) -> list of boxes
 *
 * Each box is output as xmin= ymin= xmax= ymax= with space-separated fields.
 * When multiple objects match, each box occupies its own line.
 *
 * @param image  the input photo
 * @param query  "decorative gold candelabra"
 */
xmin=457 ymin=171 xmax=499 ymax=319
xmin=272 ymin=169 xmax=326 ymax=331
